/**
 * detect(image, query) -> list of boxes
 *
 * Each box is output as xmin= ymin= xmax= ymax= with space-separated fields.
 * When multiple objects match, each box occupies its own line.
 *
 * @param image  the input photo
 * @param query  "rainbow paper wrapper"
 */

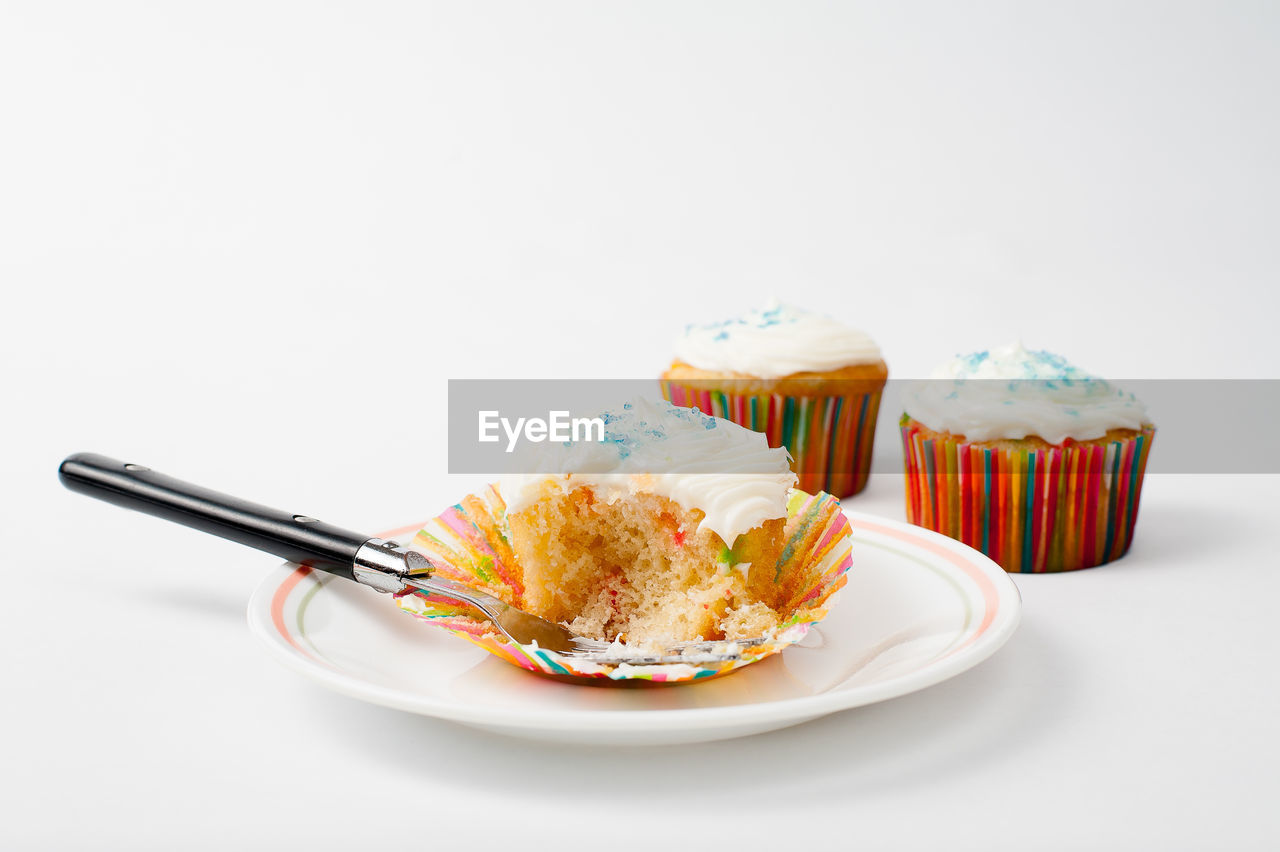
xmin=901 ymin=417 xmax=1156 ymax=573
xmin=393 ymin=486 xmax=854 ymax=683
xmin=660 ymin=381 xmax=883 ymax=498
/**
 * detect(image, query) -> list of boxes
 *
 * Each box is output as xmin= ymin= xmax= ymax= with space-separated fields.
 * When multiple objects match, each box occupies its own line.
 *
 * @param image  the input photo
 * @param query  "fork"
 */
xmin=399 ymin=576 xmax=767 ymax=663
xmin=57 ymin=454 xmax=759 ymax=665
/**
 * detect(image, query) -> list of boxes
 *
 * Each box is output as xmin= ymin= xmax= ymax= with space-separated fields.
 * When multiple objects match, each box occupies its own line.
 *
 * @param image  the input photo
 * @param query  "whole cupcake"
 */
xmin=660 ymin=302 xmax=888 ymax=497
xmin=901 ymin=343 xmax=1155 ymax=573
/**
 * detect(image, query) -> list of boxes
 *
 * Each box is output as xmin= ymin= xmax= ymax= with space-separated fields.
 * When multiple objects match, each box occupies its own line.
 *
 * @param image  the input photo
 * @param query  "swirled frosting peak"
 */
xmin=673 ymin=301 xmax=882 ymax=378
xmin=904 ymin=342 xmax=1148 ymax=443
xmin=500 ymin=398 xmax=796 ymax=546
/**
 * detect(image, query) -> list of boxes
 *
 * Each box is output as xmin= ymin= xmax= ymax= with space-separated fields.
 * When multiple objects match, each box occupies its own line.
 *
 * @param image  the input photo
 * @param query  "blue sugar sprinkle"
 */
xmin=684 ymin=304 xmax=811 ymax=336
xmin=583 ymin=399 xmax=729 ymax=455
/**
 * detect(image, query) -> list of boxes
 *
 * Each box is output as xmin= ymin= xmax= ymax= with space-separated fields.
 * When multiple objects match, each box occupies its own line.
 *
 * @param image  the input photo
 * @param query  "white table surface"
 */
xmin=4 ymin=3 xmax=1278 ymax=850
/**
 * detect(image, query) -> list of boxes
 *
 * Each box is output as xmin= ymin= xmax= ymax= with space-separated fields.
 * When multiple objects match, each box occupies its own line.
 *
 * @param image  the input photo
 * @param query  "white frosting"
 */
xmin=673 ymin=301 xmax=882 ymax=378
xmin=904 ymin=342 xmax=1149 ymax=443
xmin=500 ymin=398 xmax=796 ymax=547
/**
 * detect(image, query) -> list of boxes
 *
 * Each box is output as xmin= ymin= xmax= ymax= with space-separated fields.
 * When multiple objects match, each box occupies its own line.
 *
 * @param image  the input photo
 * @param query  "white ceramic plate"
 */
xmin=247 ymin=511 xmax=1021 ymax=745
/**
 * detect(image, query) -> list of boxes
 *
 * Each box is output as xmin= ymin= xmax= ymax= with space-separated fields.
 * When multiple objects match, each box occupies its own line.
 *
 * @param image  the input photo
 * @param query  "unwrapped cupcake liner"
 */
xmin=660 ymin=381 xmax=882 ymax=498
xmin=901 ymin=417 xmax=1156 ymax=573
xmin=394 ymin=486 xmax=853 ymax=683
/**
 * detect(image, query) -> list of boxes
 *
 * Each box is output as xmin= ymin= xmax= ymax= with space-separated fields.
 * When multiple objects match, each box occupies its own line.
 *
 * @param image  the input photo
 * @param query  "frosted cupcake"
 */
xmin=398 ymin=398 xmax=855 ymax=679
xmin=660 ymin=302 xmax=888 ymax=497
xmin=901 ymin=343 xmax=1155 ymax=573
xmin=501 ymin=398 xmax=802 ymax=644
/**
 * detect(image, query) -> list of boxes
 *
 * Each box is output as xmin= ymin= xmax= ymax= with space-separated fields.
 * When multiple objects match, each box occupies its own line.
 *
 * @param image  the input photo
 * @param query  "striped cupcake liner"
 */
xmin=901 ymin=417 xmax=1156 ymax=573
xmin=393 ymin=486 xmax=854 ymax=683
xmin=660 ymin=381 xmax=883 ymax=498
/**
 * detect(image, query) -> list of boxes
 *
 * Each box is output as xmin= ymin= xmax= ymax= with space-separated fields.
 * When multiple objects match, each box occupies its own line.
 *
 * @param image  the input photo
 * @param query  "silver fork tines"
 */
xmin=563 ymin=636 xmax=771 ymax=665
xmin=397 ymin=565 xmax=770 ymax=665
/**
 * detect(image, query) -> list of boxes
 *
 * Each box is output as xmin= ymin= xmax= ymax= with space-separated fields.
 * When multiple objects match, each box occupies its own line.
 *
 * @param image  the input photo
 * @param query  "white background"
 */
xmin=3 ymin=2 xmax=1278 ymax=850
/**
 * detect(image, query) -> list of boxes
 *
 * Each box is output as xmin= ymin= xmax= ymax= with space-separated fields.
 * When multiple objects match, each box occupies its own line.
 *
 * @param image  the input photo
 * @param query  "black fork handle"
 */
xmin=57 ymin=453 xmax=371 ymax=580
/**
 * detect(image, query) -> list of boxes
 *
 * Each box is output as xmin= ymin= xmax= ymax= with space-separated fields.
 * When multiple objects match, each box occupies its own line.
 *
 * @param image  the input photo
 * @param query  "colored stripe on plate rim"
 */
xmin=268 ymin=521 xmax=429 ymax=665
xmin=268 ymin=517 xmax=1005 ymax=671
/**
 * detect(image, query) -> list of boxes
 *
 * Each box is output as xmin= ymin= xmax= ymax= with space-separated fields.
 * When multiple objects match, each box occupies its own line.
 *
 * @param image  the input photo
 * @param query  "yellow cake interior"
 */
xmin=507 ymin=483 xmax=787 ymax=645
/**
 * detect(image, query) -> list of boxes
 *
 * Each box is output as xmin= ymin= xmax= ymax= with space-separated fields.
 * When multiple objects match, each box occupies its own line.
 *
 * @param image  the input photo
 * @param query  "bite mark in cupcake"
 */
xmin=501 ymin=398 xmax=801 ymax=645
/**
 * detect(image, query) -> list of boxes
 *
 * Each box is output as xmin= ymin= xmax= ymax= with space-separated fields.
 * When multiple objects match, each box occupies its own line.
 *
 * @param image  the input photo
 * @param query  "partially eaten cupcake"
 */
xmin=500 ymin=399 xmax=798 ymax=646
